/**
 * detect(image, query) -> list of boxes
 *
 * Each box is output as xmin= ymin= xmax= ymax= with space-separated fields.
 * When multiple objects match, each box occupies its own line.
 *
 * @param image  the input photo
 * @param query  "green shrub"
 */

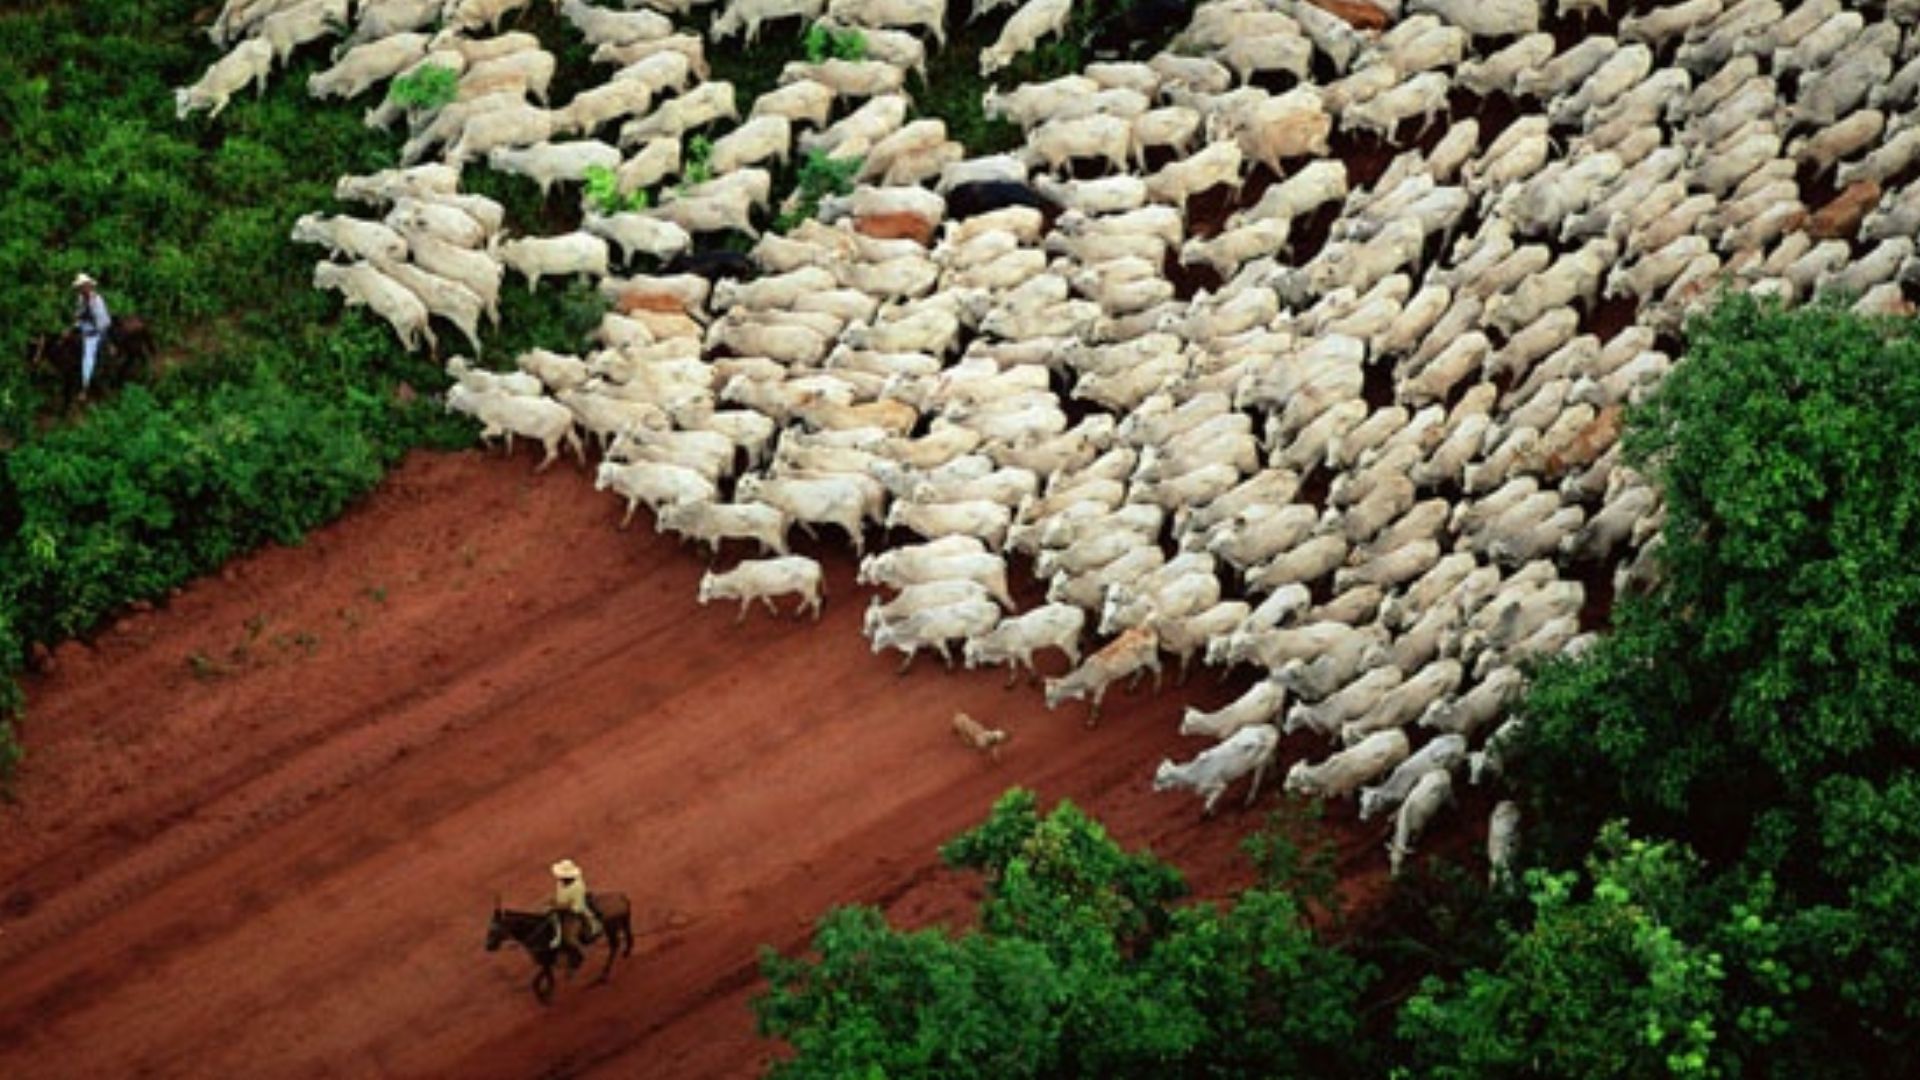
xmin=1399 ymin=827 xmax=1734 ymax=1080
xmin=385 ymin=64 xmax=458 ymax=111
xmin=681 ymin=134 xmax=715 ymax=189
xmin=755 ymin=790 xmax=1377 ymax=1078
xmin=0 ymin=0 xmax=437 ymax=780
xmin=802 ymin=23 xmax=867 ymax=63
xmin=773 ymin=151 xmax=861 ymax=233
xmin=583 ymin=164 xmax=650 ymax=215
xmin=1 ymin=377 xmax=393 ymax=643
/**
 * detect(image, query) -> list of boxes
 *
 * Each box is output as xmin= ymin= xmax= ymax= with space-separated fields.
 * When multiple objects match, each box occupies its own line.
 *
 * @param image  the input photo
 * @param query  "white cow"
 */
xmin=1153 ymin=724 xmax=1281 ymax=817
xmin=697 ymin=556 xmax=826 ymax=622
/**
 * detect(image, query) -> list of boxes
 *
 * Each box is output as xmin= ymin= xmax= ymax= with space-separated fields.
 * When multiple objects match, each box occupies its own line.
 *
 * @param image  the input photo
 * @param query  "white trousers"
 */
xmin=81 ymin=331 xmax=103 ymax=390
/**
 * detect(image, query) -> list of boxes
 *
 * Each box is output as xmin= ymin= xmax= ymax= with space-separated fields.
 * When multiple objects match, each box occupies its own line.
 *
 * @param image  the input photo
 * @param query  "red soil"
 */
xmin=0 ymin=448 xmax=1415 ymax=1079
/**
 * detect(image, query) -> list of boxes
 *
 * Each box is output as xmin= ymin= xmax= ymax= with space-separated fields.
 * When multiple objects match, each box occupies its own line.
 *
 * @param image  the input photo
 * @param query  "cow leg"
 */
xmin=897 ymin=648 xmax=916 ymax=676
xmin=761 ymin=595 xmax=780 ymax=617
xmin=736 ymin=599 xmax=751 ymax=623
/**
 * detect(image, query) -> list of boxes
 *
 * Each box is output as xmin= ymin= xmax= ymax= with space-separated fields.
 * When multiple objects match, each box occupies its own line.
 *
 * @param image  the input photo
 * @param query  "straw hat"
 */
xmin=72 ymin=273 xmax=96 ymax=289
xmin=551 ymin=859 xmax=582 ymax=880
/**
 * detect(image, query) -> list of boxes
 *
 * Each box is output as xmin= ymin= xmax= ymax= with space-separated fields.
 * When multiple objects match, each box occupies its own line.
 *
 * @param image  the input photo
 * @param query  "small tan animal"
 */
xmin=951 ymin=712 xmax=1008 ymax=760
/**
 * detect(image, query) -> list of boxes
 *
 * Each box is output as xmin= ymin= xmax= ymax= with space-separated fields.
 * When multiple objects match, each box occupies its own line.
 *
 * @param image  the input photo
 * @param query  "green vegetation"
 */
xmin=773 ymin=151 xmax=863 ymax=233
xmin=583 ymin=164 xmax=651 ymax=215
xmin=755 ymin=790 xmax=1376 ymax=1079
xmin=756 ymin=300 xmax=1920 ymax=1075
xmin=385 ymin=63 xmax=459 ymax=111
xmin=0 ymin=2 xmax=478 ymax=774
xmin=681 ymin=134 xmax=716 ymax=188
xmin=802 ymin=23 xmax=867 ymax=64
xmin=1494 ymin=296 xmax=1920 ymax=1076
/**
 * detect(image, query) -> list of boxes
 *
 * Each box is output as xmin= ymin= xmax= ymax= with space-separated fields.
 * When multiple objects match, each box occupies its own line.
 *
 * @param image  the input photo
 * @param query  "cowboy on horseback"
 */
xmin=547 ymin=858 xmax=604 ymax=952
xmin=72 ymin=273 xmax=111 ymax=402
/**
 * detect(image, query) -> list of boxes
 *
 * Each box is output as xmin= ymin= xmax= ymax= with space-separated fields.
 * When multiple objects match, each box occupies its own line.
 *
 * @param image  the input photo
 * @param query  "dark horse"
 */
xmin=24 ymin=317 xmax=156 ymax=408
xmin=485 ymin=892 xmax=634 ymax=1004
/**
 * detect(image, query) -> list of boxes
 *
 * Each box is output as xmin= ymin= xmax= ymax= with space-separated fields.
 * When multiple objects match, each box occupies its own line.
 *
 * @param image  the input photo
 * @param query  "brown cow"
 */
xmin=613 ymin=291 xmax=690 ymax=316
xmin=853 ymin=211 xmax=935 ymax=247
xmin=1544 ymin=403 xmax=1623 ymax=478
xmin=1808 ymin=179 xmax=1881 ymax=241
xmin=1308 ymin=0 xmax=1390 ymax=31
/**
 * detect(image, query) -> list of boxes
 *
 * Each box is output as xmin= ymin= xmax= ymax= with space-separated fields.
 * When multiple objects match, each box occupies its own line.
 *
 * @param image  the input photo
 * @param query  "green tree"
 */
xmin=1507 ymin=297 xmax=1920 ymax=1074
xmin=755 ymin=790 xmax=1376 ymax=1079
xmin=1399 ymin=826 xmax=1731 ymax=1079
xmin=1518 ymin=297 xmax=1920 ymax=846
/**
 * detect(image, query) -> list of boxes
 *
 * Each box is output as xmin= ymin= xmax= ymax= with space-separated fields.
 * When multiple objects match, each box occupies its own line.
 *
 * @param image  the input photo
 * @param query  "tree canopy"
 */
xmin=1501 ymin=297 xmax=1920 ymax=1074
xmin=754 ymin=790 xmax=1375 ymax=1079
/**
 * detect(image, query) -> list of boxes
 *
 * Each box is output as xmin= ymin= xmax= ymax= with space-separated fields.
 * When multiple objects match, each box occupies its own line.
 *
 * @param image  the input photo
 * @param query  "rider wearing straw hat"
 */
xmin=547 ymin=858 xmax=603 ymax=951
xmin=72 ymin=273 xmax=112 ymax=402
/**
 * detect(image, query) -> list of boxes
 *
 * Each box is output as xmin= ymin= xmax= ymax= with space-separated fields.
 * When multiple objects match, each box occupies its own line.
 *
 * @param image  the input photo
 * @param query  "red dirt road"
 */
xmin=0 ymin=449 xmax=1402 ymax=1079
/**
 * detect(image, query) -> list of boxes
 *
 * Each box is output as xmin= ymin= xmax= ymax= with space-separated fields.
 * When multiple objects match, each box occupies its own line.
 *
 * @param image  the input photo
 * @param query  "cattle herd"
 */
xmin=187 ymin=0 xmax=1920 ymax=875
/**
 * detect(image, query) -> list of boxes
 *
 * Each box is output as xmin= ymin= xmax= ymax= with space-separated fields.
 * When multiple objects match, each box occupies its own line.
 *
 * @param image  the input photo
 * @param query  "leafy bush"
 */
xmin=1399 ymin=826 xmax=1734 ymax=1079
xmin=385 ymin=64 xmax=458 ymax=111
xmin=681 ymin=134 xmax=715 ymax=188
xmin=755 ymin=790 xmax=1377 ymax=1078
xmin=802 ymin=23 xmax=867 ymax=63
xmin=583 ymin=164 xmax=650 ymax=215
xmin=773 ymin=151 xmax=862 ymax=233
xmin=1 ymin=376 xmax=395 ymax=643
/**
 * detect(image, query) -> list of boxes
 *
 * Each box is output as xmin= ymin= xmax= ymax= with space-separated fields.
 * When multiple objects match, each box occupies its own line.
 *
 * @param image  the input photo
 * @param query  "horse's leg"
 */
xmin=596 ymin=929 xmax=618 ymax=984
xmin=533 ymin=964 xmax=553 ymax=1005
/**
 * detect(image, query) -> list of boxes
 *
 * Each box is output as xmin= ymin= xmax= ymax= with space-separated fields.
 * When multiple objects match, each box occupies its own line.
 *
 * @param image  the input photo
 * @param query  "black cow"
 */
xmin=943 ymin=181 xmax=1062 ymax=221
xmin=663 ymin=249 xmax=758 ymax=282
xmin=1090 ymin=0 xmax=1193 ymax=57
